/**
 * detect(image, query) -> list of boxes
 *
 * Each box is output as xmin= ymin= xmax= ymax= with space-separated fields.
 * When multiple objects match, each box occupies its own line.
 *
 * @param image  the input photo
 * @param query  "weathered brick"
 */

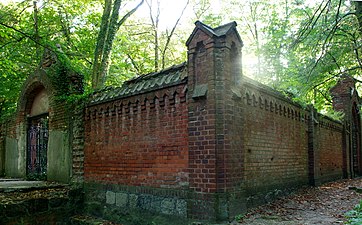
xmin=84 ymin=85 xmax=188 ymax=188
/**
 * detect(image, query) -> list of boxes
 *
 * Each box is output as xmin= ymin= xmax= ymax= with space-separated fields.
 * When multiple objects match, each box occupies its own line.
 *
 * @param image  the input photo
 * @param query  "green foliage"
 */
xmin=0 ymin=0 xmax=196 ymax=119
xmin=0 ymin=2 xmax=38 ymax=121
xmin=223 ymin=0 xmax=362 ymax=114
xmin=0 ymin=0 xmax=360 ymax=119
xmin=234 ymin=213 xmax=245 ymax=221
xmin=346 ymin=200 xmax=362 ymax=225
xmin=0 ymin=1 xmax=106 ymax=118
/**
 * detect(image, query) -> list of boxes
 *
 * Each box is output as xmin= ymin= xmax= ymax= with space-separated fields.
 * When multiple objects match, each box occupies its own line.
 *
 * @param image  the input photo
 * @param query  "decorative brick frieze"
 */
xmin=84 ymin=84 xmax=188 ymax=189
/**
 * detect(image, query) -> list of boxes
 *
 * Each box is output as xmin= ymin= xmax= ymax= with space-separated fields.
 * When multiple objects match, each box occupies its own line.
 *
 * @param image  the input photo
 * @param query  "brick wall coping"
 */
xmin=241 ymin=76 xmax=343 ymax=127
xmin=88 ymin=63 xmax=187 ymax=106
xmin=318 ymin=113 xmax=343 ymax=131
xmin=242 ymin=76 xmax=303 ymax=108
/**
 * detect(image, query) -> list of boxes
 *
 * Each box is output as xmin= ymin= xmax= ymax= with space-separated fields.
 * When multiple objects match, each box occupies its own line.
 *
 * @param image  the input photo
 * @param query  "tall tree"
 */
xmin=0 ymin=0 xmax=145 ymax=118
xmin=146 ymin=0 xmax=160 ymax=71
xmin=91 ymin=0 xmax=145 ymax=89
xmin=144 ymin=0 xmax=189 ymax=71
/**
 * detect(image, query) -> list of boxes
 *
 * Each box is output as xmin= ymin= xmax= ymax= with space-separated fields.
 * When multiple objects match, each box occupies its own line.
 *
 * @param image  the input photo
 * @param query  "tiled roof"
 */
xmin=214 ymin=21 xmax=237 ymax=36
xmin=89 ymin=62 xmax=187 ymax=106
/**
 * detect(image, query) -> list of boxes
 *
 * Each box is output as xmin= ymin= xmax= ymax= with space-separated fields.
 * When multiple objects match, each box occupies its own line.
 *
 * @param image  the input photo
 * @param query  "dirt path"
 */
xmin=237 ymin=178 xmax=362 ymax=225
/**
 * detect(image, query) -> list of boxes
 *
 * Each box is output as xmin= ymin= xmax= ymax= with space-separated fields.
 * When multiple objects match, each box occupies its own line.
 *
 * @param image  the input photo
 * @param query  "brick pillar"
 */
xmin=307 ymin=106 xmax=321 ymax=186
xmin=330 ymin=75 xmax=360 ymax=178
xmin=186 ymin=21 xmax=244 ymax=221
xmin=330 ymin=75 xmax=356 ymax=115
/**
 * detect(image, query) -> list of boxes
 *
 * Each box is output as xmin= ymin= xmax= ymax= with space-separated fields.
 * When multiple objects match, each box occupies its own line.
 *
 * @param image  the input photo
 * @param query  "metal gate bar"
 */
xmin=27 ymin=114 xmax=48 ymax=180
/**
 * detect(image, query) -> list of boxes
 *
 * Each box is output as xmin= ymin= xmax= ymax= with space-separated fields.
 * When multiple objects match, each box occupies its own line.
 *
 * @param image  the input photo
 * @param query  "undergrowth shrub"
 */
xmin=346 ymin=200 xmax=362 ymax=224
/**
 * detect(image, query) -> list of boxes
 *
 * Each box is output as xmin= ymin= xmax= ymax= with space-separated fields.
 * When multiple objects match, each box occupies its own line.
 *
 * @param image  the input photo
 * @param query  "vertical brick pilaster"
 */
xmin=307 ymin=106 xmax=321 ymax=186
xmin=187 ymin=25 xmax=218 ymax=195
xmin=70 ymin=99 xmax=85 ymax=183
xmin=186 ymin=21 xmax=244 ymax=220
xmin=330 ymin=75 xmax=361 ymax=178
xmin=342 ymin=123 xmax=351 ymax=178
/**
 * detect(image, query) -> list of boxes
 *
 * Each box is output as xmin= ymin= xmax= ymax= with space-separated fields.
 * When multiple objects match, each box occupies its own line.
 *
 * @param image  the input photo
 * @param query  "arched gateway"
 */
xmin=3 ymin=49 xmax=83 ymax=183
xmin=331 ymin=75 xmax=362 ymax=178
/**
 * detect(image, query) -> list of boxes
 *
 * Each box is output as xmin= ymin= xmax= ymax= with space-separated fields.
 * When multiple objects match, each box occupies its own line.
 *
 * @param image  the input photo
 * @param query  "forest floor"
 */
xmin=236 ymin=178 xmax=362 ymax=225
xmin=0 ymin=178 xmax=361 ymax=225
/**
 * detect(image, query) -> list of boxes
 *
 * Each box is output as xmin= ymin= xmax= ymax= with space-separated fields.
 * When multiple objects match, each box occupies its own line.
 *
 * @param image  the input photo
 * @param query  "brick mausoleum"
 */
xmin=0 ymin=21 xmax=361 ymax=221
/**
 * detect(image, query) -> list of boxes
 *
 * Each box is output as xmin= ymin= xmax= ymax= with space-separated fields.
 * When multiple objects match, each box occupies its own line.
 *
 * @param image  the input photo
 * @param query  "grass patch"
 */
xmin=346 ymin=200 xmax=362 ymax=225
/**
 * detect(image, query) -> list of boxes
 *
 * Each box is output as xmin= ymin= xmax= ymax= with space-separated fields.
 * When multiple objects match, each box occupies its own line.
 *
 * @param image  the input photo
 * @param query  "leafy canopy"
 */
xmin=0 ymin=0 xmax=361 ymax=120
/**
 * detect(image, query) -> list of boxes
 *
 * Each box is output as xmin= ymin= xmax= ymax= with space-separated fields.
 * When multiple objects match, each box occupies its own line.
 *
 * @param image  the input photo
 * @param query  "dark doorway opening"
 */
xmin=27 ymin=113 xmax=49 ymax=180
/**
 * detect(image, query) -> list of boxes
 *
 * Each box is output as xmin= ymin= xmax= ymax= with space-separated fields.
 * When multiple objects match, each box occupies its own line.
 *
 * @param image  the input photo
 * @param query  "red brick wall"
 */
xmin=70 ymin=100 xmax=85 ymax=183
xmin=49 ymin=100 xmax=68 ymax=131
xmin=59 ymin=21 xmax=356 ymax=220
xmin=84 ymin=85 xmax=188 ymax=188
xmin=186 ymin=25 xmax=244 ymax=194
xmin=318 ymin=117 xmax=344 ymax=182
xmin=4 ymin=116 xmax=18 ymax=139
xmin=238 ymin=80 xmax=345 ymax=199
xmin=187 ymin=28 xmax=218 ymax=194
xmin=241 ymin=82 xmax=309 ymax=195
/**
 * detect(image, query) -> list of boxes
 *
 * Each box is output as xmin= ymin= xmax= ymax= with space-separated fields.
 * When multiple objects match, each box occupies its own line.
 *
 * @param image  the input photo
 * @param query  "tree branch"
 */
xmin=161 ymin=0 xmax=189 ymax=69
xmin=292 ymin=0 xmax=330 ymax=48
xmin=316 ymin=88 xmax=333 ymax=104
xmin=307 ymin=11 xmax=355 ymax=81
xmin=127 ymin=53 xmax=141 ymax=74
xmin=146 ymin=0 xmax=159 ymax=71
xmin=0 ymin=36 xmax=26 ymax=49
xmin=0 ymin=21 xmax=51 ymax=51
xmin=117 ymin=0 xmax=145 ymax=29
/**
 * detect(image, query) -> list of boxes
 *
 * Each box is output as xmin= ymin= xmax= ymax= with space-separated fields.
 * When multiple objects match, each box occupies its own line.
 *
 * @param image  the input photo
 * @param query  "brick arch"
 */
xmin=13 ymin=66 xmax=74 ymax=182
xmin=18 ymin=69 xmax=56 ymax=117
xmin=16 ymin=69 xmax=57 ymax=178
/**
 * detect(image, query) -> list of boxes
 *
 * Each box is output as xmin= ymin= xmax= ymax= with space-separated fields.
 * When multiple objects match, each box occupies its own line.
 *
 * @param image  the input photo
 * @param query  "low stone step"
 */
xmin=0 ymin=181 xmax=65 ymax=192
xmin=0 ymin=186 xmax=83 ymax=225
xmin=0 ymin=178 xmax=23 ymax=182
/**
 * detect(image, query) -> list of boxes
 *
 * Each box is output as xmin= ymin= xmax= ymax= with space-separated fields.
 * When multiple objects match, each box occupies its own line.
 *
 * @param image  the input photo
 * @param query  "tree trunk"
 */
xmin=355 ymin=1 xmax=362 ymax=35
xmin=92 ymin=0 xmax=112 ymax=89
xmin=92 ymin=0 xmax=144 ymax=89
xmin=98 ymin=0 xmax=122 ymax=86
xmin=147 ymin=0 xmax=160 ymax=71
xmin=33 ymin=1 xmax=41 ymax=59
xmin=161 ymin=0 xmax=189 ymax=70
xmin=154 ymin=29 xmax=159 ymax=71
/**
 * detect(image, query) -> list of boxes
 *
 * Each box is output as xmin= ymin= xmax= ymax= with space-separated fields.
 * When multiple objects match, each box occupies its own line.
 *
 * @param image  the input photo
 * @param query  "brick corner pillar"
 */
xmin=330 ymin=75 xmax=356 ymax=116
xmin=185 ymin=21 xmax=245 ymax=221
xmin=330 ymin=75 xmax=361 ymax=178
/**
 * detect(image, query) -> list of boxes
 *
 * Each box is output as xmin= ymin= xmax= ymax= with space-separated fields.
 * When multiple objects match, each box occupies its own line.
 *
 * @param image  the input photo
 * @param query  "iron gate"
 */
xmin=352 ymin=103 xmax=362 ymax=176
xmin=27 ymin=114 xmax=48 ymax=180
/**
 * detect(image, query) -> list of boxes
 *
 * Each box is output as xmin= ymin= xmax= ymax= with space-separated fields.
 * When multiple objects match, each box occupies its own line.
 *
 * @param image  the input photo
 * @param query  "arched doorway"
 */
xmin=352 ymin=102 xmax=362 ymax=176
xmin=26 ymin=88 xmax=49 ymax=180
